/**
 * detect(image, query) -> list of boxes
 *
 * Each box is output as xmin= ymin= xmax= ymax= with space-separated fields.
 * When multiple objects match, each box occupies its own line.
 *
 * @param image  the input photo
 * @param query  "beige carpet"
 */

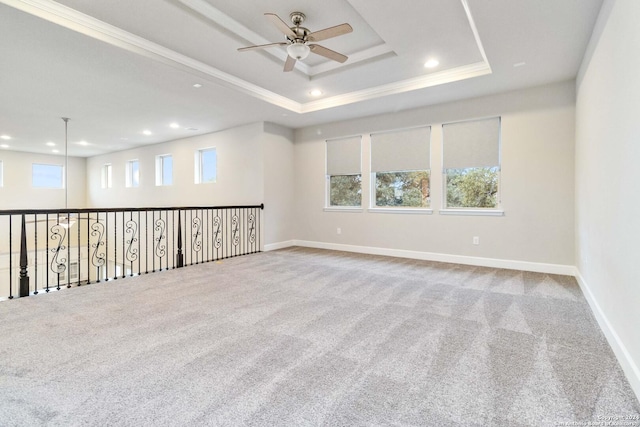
xmin=0 ymin=247 xmax=638 ymax=426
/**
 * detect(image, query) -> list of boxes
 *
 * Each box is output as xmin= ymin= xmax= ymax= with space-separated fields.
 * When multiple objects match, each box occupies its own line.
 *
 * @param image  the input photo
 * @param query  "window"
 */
xmin=156 ymin=154 xmax=173 ymax=186
xmin=371 ymin=126 xmax=431 ymax=208
xmin=442 ymin=117 xmax=501 ymax=209
xmin=101 ymin=164 xmax=112 ymax=189
xmin=195 ymin=148 xmax=217 ymax=184
xmin=326 ymin=136 xmax=362 ymax=207
xmin=126 ymin=160 xmax=139 ymax=188
xmin=32 ymin=163 xmax=63 ymax=188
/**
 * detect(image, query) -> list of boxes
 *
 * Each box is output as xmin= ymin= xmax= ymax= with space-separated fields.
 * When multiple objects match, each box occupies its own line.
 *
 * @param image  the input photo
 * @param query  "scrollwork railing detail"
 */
xmin=91 ymin=221 xmax=106 ymax=268
xmin=232 ymin=214 xmax=239 ymax=247
xmin=50 ymin=223 xmax=67 ymax=275
xmin=154 ymin=217 xmax=166 ymax=258
xmin=213 ymin=216 xmax=222 ymax=249
xmin=125 ymin=219 xmax=138 ymax=262
xmin=192 ymin=216 xmax=202 ymax=253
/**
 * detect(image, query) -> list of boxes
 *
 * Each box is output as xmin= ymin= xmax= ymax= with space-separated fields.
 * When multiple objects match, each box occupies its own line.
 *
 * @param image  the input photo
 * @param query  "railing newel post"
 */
xmin=176 ymin=209 xmax=184 ymax=268
xmin=19 ymin=214 xmax=30 ymax=297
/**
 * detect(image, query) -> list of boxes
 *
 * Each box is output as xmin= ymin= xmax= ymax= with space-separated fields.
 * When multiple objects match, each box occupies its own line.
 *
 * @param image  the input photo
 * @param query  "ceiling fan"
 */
xmin=238 ymin=12 xmax=353 ymax=72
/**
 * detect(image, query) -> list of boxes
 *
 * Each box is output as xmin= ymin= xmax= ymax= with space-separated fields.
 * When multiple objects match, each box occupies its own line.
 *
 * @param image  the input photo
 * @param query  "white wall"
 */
xmin=0 ymin=150 xmax=86 ymax=209
xmin=86 ymin=122 xmax=264 ymax=208
xmin=86 ymin=122 xmax=295 ymax=246
xmin=294 ymin=81 xmax=576 ymax=271
xmin=575 ymin=0 xmax=640 ymax=398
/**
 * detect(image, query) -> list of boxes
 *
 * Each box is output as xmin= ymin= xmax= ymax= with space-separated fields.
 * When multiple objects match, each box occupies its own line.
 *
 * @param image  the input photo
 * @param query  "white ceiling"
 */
xmin=0 ymin=0 xmax=603 ymax=157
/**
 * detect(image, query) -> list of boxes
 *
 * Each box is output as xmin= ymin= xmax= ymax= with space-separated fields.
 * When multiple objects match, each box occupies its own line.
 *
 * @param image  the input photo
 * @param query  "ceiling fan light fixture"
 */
xmin=287 ymin=42 xmax=310 ymax=60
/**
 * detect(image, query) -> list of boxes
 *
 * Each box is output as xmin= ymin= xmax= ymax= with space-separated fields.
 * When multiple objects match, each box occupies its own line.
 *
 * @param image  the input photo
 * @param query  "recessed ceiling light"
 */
xmin=193 ymin=83 xmax=202 ymax=88
xmin=170 ymin=123 xmax=180 ymax=129
xmin=513 ymin=61 xmax=526 ymax=67
xmin=52 ymin=149 xmax=59 ymax=153
xmin=0 ymin=135 xmax=11 ymax=140
xmin=424 ymin=59 xmax=439 ymax=68
xmin=0 ymin=144 xmax=9 ymax=148
xmin=77 ymin=140 xmax=89 ymax=146
xmin=46 ymin=141 xmax=56 ymax=147
xmin=143 ymin=130 xmax=152 ymax=136
xmin=309 ymin=89 xmax=323 ymax=97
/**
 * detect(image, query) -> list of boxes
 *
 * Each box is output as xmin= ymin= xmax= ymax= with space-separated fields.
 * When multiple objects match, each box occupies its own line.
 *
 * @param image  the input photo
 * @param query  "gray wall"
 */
xmin=575 ymin=0 xmax=640 ymax=398
xmin=293 ymin=81 xmax=576 ymax=269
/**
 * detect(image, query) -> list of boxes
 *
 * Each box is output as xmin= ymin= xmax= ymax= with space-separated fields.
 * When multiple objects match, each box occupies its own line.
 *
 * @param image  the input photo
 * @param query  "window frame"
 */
xmin=32 ymin=163 xmax=64 ymax=189
xmin=369 ymin=125 xmax=432 ymax=212
xmin=440 ymin=117 xmax=504 ymax=215
xmin=101 ymin=163 xmax=113 ymax=189
xmin=325 ymin=136 xmax=363 ymax=210
xmin=155 ymin=154 xmax=173 ymax=186
xmin=126 ymin=159 xmax=139 ymax=188
xmin=194 ymin=147 xmax=217 ymax=184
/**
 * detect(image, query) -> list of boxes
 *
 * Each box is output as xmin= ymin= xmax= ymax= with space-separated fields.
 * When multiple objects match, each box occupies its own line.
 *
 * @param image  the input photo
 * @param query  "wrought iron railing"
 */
xmin=0 ymin=204 xmax=263 ymax=300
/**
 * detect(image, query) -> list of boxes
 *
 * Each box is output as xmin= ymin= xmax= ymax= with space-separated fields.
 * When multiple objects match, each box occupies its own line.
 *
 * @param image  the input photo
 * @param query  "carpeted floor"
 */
xmin=0 ymin=247 xmax=638 ymax=426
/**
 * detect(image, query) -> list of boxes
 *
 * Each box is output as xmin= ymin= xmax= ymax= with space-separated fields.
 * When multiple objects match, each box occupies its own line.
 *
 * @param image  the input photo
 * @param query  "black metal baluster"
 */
xmin=77 ymin=213 xmax=81 ymax=286
xmin=122 ymin=211 xmax=125 ymax=278
xmin=86 ymin=212 xmax=90 ymax=284
xmin=66 ymin=213 xmax=71 ymax=289
xmin=56 ymin=213 xmax=60 ymax=291
xmin=113 ymin=211 xmax=118 ymax=280
xmin=8 ymin=216 xmax=13 ymax=299
xmin=176 ymin=210 xmax=184 ymax=268
xmin=152 ymin=211 xmax=155 ymax=273
xmin=34 ymin=214 xmax=38 ymax=295
xmin=138 ymin=211 xmax=141 ymax=275
xmin=105 ymin=212 xmax=109 ymax=281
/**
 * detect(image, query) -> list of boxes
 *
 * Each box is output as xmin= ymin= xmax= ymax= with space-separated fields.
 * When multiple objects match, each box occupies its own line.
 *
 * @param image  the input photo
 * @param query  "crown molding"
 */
xmin=2 ymin=0 xmax=492 ymax=115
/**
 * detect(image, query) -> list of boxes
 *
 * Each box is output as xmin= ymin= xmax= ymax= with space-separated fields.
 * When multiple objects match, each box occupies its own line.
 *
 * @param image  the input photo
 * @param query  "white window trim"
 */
xmin=194 ymin=147 xmax=217 ymax=184
xmin=323 ymin=207 xmax=364 ymax=213
xmin=32 ymin=163 xmax=64 ymax=189
xmin=101 ymin=163 xmax=112 ymax=189
xmin=368 ymin=207 xmax=433 ymax=215
xmin=439 ymin=209 xmax=504 ymax=216
xmin=126 ymin=159 xmax=139 ymax=188
xmin=155 ymin=154 xmax=172 ymax=186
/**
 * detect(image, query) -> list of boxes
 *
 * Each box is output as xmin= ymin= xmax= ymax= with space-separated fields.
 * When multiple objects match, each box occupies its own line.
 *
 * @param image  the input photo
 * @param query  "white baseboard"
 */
xmin=574 ymin=269 xmax=640 ymax=402
xmin=291 ymin=240 xmax=575 ymax=275
xmin=263 ymin=240 xmax=296 ymax=252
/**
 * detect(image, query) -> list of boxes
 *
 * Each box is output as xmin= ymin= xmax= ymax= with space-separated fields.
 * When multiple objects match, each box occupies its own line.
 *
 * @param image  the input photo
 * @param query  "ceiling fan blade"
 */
xmin=307 ymin=23 xmax=353 ymax=42
xmin=238 ymin=42 xmax=287 ymax=52
xmin=284 ymin=55 xmax=296 ymax=72
xmin=309 ymin=44 xmax=348 ymax=63
xmin=265 ymin=13 xmax=296 ymax=38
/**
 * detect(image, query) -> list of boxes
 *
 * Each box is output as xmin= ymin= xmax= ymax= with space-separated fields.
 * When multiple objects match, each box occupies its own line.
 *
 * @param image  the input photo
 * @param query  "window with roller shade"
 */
xmin=326 ymin=136 xmax=362 ymax=207
xmin=442 ymin=117 xmax=501 ymax=209
xmin=371 ymin=126 xmax=431 ymax=208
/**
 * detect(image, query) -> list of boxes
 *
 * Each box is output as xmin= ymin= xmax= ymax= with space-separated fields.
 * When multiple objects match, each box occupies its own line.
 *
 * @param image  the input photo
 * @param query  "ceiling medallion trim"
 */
xmin=2 ymin=0 xmax=492 ymax=115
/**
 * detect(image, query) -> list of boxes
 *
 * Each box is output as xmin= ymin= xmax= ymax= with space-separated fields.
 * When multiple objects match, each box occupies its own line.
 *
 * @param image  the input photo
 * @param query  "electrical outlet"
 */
xmin=337 ymin=227 xmax=342 ymax=235
xmin=473 ymin=236 xmax=480 ymax=245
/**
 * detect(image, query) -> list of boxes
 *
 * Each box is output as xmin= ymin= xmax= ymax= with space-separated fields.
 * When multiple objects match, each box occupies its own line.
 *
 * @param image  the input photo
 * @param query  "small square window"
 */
xmin=33 ymin=163 xmax=63 ymax=188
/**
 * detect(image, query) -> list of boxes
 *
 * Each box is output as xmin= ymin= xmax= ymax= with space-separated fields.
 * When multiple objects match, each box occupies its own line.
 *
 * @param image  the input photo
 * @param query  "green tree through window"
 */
xmin=446 ymin=167 xmax=498 ymax=208
xmin=330 ymin=175 xmax=361 ymax=206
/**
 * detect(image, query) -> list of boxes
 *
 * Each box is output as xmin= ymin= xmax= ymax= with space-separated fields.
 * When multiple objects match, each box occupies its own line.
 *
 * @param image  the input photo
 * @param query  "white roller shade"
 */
xmin=443 ymin=117 xmax=500 ymax=169
xmin=371 ymin=126 xmax=431 ymax=173
xmin=326 ymin=136 xmax=361 ymax=175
